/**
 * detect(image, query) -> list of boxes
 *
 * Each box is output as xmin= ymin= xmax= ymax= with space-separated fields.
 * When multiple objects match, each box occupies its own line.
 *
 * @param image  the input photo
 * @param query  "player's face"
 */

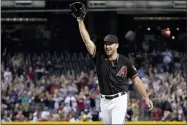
xmin=104 ymin=43 xmax=118 ymax=56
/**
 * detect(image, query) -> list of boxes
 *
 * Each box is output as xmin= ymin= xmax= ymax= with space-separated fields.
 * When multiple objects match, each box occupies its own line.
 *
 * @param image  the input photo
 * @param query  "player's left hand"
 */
xmin=69 ymin=2 xmax=87 ymax=19
xmin=145 ymin=97 xmax=153 ymax=111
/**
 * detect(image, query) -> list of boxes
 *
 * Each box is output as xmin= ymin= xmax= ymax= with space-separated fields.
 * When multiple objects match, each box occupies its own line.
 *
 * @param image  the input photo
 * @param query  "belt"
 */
xmin=100 ymin=91 xmax=126 ymax=100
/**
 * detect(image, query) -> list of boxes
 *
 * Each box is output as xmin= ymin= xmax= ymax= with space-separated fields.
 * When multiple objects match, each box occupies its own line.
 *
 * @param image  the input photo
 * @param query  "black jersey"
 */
xmin=92 ymin=50 xmax=138 ymax=95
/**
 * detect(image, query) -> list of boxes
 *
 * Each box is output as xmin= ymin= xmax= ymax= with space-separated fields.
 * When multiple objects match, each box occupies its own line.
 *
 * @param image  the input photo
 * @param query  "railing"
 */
xmin=1 ymin=121 xmax=187 ymax=124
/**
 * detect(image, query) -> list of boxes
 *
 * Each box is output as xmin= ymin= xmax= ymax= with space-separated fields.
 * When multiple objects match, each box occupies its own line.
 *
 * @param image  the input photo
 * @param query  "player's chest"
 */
xmin=100 ymin=59 xmax=128 ymax=78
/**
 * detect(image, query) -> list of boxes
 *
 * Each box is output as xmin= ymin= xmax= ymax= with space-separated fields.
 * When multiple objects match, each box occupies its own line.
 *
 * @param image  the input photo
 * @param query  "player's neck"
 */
xmin=108 ymin=52 xmax=119 ymax=61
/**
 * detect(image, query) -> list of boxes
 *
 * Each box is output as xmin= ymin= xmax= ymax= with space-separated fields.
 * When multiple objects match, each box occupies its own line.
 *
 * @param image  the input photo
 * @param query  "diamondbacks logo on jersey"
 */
xmin=116 ymin=66 xmax=127 ymax=78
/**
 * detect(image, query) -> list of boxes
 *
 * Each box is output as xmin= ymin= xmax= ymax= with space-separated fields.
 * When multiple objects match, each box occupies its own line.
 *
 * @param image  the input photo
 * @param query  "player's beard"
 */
xmin=105 ymin=48 xmax=115 ymax=57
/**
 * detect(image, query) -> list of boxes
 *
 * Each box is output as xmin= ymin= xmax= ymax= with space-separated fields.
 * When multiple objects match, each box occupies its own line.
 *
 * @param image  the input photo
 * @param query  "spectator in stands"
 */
xmin=3 ymin=67 xmax=12 ymax=84
xmin=160 ymin=94 xmax=172 ymax=121
xmin=126 ymin=101 xmax=133 ymax=121
xmin=131 ymin=99 xmax=140 ymax=121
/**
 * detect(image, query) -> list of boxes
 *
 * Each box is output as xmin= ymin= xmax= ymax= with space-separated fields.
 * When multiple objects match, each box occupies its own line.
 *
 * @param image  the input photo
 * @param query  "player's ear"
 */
xmin=116 ymin=43 xmax=119 ymax=49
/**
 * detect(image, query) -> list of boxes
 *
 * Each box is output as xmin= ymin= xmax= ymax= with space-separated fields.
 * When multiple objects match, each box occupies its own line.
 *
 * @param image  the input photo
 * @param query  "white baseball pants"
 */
xmin=100 ymin=93 xmax=128 ymax=124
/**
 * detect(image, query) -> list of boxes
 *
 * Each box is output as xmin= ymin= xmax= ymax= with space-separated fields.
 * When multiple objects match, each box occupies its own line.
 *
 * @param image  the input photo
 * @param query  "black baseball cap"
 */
xmin=103 ymin=34 xmax=118 ymax=44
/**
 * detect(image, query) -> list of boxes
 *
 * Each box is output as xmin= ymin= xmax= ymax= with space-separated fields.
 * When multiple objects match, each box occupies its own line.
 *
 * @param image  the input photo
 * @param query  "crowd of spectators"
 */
xmin=127 ymin=50 xmax=187 ymax=121
xmin=1 ymin=48 xmax=187 ymax=122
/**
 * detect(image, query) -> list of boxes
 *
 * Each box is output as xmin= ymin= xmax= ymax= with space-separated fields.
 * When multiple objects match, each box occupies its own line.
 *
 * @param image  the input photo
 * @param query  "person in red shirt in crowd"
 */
xmin=152 ymin=107 xmax=162 ymax=121
xmin=77 ymin=97 xmax=85 ymax=115
xmin=26 ymin=67 xmax=34 ymax=80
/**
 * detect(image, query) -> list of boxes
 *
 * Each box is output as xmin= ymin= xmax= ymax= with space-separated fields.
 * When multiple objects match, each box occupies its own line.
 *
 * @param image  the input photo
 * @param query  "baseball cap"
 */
xmin=103 ymin=34 xmax=118 ymax=44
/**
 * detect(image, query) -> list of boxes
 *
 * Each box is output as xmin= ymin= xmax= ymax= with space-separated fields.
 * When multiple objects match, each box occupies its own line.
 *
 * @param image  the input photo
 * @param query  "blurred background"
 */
xmin=1 ymin=0 xmax=187 ymax=122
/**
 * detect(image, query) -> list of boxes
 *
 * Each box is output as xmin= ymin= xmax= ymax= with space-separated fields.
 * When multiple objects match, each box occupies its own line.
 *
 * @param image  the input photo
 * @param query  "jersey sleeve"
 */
xmin=126 ymin=59 xmax=138 ymax=79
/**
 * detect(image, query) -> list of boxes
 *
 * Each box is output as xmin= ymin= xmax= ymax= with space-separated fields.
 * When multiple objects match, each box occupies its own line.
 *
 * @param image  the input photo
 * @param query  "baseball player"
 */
xmin=70 ymin=2 xmax=153 ymax=124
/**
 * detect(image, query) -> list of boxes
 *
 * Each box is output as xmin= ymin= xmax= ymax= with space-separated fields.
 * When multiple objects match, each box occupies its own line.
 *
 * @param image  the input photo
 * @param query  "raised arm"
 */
xmin=77 ymin=19 xmax=96 ymax=57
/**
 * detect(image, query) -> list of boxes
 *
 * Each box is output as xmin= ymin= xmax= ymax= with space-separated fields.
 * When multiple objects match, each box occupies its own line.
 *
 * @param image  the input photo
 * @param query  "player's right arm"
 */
xmin=77 ymin=19 xmax=96 ymax=57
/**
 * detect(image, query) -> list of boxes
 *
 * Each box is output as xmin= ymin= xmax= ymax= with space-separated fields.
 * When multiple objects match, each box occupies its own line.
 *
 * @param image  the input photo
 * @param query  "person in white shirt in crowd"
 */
xmin=64 ymin=93 xmax=77 ymax=112
xmin=3 ymin=67 xmax=12 ymax=84
xmin=31 ymin=112 xmax=38 ymax=122
xmin=53 ymin=90 xmax=63 ymax=110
